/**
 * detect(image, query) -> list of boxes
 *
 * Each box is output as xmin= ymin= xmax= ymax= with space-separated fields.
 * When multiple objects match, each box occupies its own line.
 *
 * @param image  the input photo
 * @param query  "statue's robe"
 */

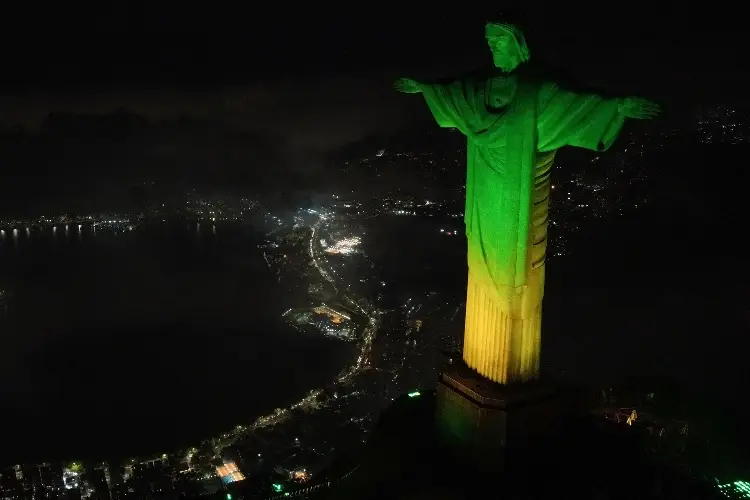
xmin=422 ymin=72 xmax=625 ymax=383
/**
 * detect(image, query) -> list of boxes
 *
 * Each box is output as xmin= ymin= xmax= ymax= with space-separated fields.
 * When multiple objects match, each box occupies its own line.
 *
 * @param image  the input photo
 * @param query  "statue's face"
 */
xmin=487 ymin=32 xmax=522 ymax=72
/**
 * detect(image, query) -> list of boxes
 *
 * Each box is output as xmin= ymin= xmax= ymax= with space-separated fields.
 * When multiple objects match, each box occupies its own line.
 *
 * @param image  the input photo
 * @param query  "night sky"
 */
xmin=1 ymin=3 xmax=747 ymax=200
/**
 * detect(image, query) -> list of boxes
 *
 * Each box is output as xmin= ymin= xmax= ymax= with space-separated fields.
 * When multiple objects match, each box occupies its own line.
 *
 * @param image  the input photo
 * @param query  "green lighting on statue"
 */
xmin=408 ymin=390 xmax=421 ymax=398
xmin=394 ymin=19 xmax=659 ymax=385
xmin=226 ymin=494 xmax=232 ymax=500
xmin=272 ymin=483 xmax=284 ymax=492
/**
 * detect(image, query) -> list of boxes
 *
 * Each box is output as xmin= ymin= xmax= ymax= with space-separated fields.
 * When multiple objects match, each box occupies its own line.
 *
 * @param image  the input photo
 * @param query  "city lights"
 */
xmin=1 ymin=103 xmax=746 ymax=497
xmin=324 ymin=236 xmax=361 ymax=255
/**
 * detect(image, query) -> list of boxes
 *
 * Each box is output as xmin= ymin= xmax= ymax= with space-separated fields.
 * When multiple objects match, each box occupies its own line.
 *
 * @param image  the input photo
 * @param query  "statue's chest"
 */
xmin=485 ymin=76 xmax=518 ymax=110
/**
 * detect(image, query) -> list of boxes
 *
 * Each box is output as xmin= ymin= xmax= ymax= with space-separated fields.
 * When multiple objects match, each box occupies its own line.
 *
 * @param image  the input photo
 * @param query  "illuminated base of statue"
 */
xmin=462 ymin=266 xmax=544 ymax=384
xmin=435 ymin=362 xmax=557 ymax=469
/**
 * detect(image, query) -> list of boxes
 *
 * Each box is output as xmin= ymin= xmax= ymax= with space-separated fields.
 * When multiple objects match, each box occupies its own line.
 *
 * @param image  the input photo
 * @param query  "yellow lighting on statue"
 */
xmin=460 ymin=151 xmax=554 ymax=383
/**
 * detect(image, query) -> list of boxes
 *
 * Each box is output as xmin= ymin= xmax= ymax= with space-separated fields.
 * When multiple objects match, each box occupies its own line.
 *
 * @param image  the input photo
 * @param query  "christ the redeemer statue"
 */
xmin=395 ymin=21 xmax=659 ymax=384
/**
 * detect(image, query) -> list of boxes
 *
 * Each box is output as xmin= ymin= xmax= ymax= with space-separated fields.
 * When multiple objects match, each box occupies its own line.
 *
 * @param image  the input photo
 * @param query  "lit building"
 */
xmin=291 ymin=469 xmax=311 ymax=483
xmin=717 ymin=480 xmax=750 ymax=498
xmin=63 ymin=462 xmax=82 ymax=490
xmin=215 ymin=461 xmax=245 ymax=485
xmin=323 ymin=236 xmax=361 ymax=255
xmin=313 ymin=304 xmax=351 ymax=323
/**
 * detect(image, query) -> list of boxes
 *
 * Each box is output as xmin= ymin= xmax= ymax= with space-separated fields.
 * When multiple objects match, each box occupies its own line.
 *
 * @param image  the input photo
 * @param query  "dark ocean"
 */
xmin=0 ymin=223 xmax=351 ymax=464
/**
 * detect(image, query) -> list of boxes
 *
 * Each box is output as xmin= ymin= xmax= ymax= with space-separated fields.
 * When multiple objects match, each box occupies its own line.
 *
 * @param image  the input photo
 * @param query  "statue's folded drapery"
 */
xmin=422 ymin=75 xmax=625 ymax=383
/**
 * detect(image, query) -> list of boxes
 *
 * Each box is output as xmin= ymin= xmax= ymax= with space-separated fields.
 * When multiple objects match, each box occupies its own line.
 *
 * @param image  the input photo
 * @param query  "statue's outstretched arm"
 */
xmin=537 ymin=81 xmax=660 ymax=153
xmin=394 ymin=73 xmax=468 ymax=94
xmin=393 ymin=78 xmax=422 ymax=94
xmin=617 ymin=97 xmax=661 ymax=120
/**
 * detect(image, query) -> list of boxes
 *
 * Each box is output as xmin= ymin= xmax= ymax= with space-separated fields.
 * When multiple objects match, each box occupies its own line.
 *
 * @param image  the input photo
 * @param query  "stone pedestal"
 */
xmin=435 ymin=362 xmax=558 ymax=470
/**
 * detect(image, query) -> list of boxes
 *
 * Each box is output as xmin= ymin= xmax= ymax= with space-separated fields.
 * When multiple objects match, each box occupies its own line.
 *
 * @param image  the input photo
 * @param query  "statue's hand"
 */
xmin=619 ymin=97 xmax=661 ymax=120
xmin=393 ymin=78 xmax=421 ymax=94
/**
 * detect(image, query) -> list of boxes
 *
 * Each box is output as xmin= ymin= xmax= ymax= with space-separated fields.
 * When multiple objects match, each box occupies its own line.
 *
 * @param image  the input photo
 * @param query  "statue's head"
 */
xmin=485 ymin=21 xmax=530 ymax=73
